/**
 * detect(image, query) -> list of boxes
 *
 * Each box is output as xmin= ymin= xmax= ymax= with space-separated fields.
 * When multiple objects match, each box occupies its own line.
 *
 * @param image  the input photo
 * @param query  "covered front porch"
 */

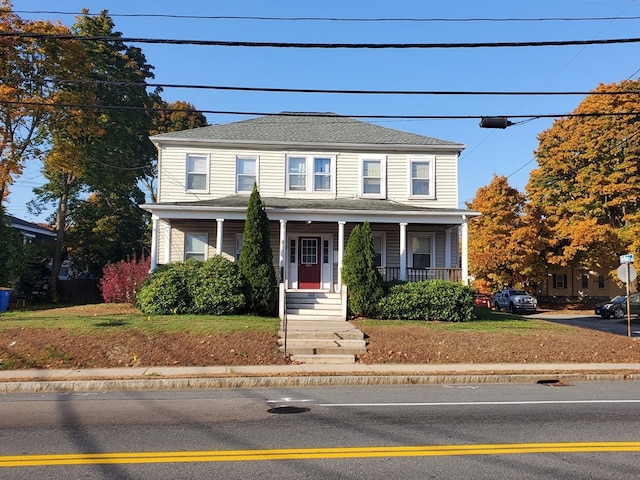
xmin=142 ymin=197 xmax=478 ymax=322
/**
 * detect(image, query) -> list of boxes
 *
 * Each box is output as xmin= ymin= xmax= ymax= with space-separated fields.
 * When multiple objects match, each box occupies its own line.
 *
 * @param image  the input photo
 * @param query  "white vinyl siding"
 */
xmin=157 ymin=146 xmax=458 ymax=208
xmin=185 ymin=154 xmax=209 ymax=193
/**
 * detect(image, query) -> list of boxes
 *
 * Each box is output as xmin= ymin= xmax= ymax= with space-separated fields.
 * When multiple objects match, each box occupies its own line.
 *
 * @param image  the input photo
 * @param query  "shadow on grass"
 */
xmin=93 ymin=319 xmax=130 ymax=328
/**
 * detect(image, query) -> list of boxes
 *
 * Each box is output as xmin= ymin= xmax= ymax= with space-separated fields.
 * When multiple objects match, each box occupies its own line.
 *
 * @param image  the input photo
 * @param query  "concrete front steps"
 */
xmin=278 ymin=320 xmax=367 ymax=364
xmin=284 ymin=291 xmax=345 ymax=321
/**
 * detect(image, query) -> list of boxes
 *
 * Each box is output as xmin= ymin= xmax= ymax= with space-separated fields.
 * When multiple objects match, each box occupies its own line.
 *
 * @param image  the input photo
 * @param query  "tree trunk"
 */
xmin=49 ymin=178 xmax=70 ymax=301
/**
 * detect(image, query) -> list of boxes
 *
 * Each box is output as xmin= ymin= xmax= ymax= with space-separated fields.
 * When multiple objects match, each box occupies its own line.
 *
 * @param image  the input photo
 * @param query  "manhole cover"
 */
xmin=267 ymin=406 xmax=311 ymax=414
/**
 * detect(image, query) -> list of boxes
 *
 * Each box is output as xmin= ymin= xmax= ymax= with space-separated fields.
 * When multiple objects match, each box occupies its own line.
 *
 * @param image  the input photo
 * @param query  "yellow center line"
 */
xmin=2 ymin=442 xmax=640 ymax=467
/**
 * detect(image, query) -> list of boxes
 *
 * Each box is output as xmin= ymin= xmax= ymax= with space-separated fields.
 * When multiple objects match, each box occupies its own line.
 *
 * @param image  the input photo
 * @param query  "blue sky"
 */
xmin=5 ymin=0 xmax=640 ymax=222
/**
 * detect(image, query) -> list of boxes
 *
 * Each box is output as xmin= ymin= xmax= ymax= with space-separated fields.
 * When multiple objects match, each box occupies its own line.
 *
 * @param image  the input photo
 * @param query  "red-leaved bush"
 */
xmin=99 ymin=255 xmax=151 ymax=304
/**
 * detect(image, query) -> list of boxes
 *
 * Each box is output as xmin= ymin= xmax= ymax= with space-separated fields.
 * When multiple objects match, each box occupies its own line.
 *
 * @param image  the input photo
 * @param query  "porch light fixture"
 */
xmin=479 ymin=116 xmax=513 ymax=129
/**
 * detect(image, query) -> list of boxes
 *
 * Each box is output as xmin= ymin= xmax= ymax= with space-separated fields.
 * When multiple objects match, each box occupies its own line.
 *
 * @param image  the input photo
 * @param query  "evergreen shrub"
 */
xmin=192 ymin=256 xmax=246 ymax=315
xmin=136 ymin=257 xmax=247 ymax=315
xmin=378 ymin=279 xmax=475 ymax=322
xmin=342 ymin=221 xmax=383 ymax=317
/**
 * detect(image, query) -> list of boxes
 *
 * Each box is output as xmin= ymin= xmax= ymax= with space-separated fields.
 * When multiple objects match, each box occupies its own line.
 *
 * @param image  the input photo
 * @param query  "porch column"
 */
xmin=279 ymin=219 xmax=287 ymax=284
xmin=338 ymin=221 xmax=345 ymax=288
xmin=461 ymin=215 xmax=469 ymax=285
xmin=215 ymin=218 xmax=224 ymax=255
xmin=149 ymin=215 xmax=159 ymax=272
xmin=444 ymin=227 xmax=453 ymax=268
xmin=400 ymin=222 xmax=407 ymax=281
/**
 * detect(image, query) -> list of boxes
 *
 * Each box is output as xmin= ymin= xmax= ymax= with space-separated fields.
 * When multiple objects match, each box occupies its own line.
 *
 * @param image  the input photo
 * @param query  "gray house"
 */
xmin=141 ymin=113 xmax=479 ymax=319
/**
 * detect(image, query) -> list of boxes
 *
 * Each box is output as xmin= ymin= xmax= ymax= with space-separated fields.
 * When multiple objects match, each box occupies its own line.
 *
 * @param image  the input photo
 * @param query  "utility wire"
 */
xmin=1 ymin=31 xmax=639 ymax=49
xmin=12 ymin=11 xmax=640 ymax=23
xmin=1 ymin=99 xmax=639 ymax=120
xmin=2 ymin=76 xmax=638 ymax=96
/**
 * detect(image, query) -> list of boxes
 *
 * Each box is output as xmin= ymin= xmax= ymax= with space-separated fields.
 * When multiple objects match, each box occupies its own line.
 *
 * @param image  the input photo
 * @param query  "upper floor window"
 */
xmin=186 ymin=154 xmax=209 ymax=192
xmin=360 ymin=156 xmax=386 ymax=197
xmin=287 ymin=155 xmax=335 ymax=193
xmin=236 ymin=156 xmax=257 ymax=193
xmin=185 ymin=233 xmax=207 ymax=261
xmin=409 ymin=156 xmax=435 ymax=198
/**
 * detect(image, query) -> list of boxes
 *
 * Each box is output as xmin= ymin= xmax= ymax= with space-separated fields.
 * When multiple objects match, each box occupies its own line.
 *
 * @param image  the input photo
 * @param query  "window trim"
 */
xmin=286 ymin=154 xmax=336 ymax=194
xmin=408 ymin=155 xmax=435 ymax=199
xmin=359 ymin=155 xmax=386 ymax=198
xmin=185 ymin=153 xmax=210 ymax=193
xmin=236 ymin=155 xmax=258 ymax=193
xmin=184 ymin=232 xmax=208 ymax=261
xmin=408 ymin=233 xmax=435 ymax=268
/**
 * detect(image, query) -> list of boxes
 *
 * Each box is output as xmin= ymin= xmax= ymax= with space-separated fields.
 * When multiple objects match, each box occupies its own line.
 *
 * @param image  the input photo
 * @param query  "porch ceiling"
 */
xmin=141 ymin=196 xmax=480 ymax=225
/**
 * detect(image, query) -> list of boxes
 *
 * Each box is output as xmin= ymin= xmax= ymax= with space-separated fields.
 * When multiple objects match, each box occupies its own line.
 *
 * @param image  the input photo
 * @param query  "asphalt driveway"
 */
xmin=532 ymin=311 xmax=640 ymax=338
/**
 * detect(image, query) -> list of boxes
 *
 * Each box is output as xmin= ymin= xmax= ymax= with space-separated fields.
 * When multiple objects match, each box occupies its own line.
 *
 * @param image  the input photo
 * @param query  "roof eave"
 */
xmin=149 ymin=137 xmax=465 ymax=153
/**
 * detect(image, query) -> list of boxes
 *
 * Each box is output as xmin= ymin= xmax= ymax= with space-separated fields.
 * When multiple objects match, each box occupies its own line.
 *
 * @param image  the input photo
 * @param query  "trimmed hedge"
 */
xmin=136 ymin=257 xmax=246 ymax=315
xmin=377 ymin=279 xmax=475 ymax=322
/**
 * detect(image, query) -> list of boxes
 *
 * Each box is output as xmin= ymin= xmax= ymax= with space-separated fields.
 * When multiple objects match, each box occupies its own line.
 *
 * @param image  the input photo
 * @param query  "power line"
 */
xmin=3 ymin=76 xmax=638 ymax=96
xmin=1 ymin=99 xmax=639 ymax=120
xmin=12 ymin=11 xmax=640 ymax=23
xmin=1 ymin=31 xmax=639 ymax=49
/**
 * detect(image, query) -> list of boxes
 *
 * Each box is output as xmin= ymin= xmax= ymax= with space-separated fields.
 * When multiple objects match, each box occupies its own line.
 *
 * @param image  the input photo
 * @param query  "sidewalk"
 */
xmin=1 ymin=363 xmax=639 ymax=393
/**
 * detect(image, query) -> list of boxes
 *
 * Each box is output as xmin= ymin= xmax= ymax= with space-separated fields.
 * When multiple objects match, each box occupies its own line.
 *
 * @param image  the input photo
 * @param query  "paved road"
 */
xmin=532 ymin=311 xmax=640 ymax=337
xmin=1 ymin=382 xmax=639 ymax=479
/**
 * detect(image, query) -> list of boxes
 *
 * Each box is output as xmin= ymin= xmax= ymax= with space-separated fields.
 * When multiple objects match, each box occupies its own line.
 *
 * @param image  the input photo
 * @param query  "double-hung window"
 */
xmin=360 ymin=156 xmax=386 ymax=197
xmin=236 ymin=156 xmax=257 ymax=193
xmin=409 ymin=235 xmax=433 ymax=269
xmin=287 ymin=155 xmax=335 ymax=193
xmin=409 ymin=156 xmax=435 ymax=198
xmin=185 ymin=233 xmax=207 ymax=261
xmin=288 ymin=156 xmax=307 ymax=191
xmin=186 ymin=154 xmax=209 ymax=192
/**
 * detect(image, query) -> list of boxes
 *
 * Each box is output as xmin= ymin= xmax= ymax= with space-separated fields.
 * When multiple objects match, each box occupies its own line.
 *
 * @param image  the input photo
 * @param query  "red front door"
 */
xmin=298 ymin=237 xmax=321 ymax=289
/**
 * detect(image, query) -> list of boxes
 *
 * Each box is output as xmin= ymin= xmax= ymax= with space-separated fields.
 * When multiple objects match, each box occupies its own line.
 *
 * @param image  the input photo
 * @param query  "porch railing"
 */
xmin=377 ymin=267 xmax=462 ymax=283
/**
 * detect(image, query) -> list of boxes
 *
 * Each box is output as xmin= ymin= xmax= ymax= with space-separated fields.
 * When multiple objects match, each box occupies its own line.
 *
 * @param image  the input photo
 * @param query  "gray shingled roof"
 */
xmin=160 ymin=196 xmax=469 ymax=213
xmin=151 ymin=113 xmax=461 ymax=147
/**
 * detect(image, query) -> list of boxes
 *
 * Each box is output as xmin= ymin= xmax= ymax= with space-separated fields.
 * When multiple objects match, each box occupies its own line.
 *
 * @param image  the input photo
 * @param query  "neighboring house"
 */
xmin=141 ymin=113 xmax=480 ymax=319
xmin=540 ymin=267 xmax=628 ymax=301
xmin=7 ymin=215 xmax=55 ymax=245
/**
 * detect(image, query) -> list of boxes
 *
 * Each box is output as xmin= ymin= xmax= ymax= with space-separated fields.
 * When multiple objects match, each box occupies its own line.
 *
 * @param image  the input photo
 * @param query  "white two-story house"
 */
xmin=141 ymin=113 xmax=479 ymax=317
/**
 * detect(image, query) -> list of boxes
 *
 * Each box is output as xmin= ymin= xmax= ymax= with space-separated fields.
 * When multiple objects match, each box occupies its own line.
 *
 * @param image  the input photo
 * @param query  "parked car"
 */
xmin=473 ymin=293 xmax=492 ymax=309
xmin=595 ymin=293 xmax=640 ymax=319
xmin=492 ymin=289 xmax=537 ymax=314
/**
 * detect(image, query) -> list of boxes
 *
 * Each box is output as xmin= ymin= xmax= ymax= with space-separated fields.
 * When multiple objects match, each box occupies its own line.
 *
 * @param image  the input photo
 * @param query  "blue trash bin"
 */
xmin=0 ymin=288 xmax=11 ymax=313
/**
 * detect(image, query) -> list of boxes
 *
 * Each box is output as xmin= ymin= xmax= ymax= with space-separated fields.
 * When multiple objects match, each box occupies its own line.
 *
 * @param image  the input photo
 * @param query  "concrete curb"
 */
xmin=1 ymin=370 xmax=639 ymax=393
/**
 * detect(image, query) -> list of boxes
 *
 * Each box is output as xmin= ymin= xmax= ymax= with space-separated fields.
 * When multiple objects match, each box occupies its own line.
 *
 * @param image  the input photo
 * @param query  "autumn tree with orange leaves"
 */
xmin=0 ymin=1 xmax=81 ymax=204
xmin=467 ymin=175 xmax=547 ymax=293
xmin=527 ymin=79 xmax=640 ymax=270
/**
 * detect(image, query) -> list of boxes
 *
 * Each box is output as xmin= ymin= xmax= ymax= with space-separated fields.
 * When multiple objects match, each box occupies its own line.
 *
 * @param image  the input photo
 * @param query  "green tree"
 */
xmin=237 ymin=184 xmax=277 ymax=315
xmin=527 ymin=79 xmax=640 ymax=268
xmin=66 ymin=187 xmax=149 ymax=275
xmin=29 ymin=10 xmax=156 ymax=295
xmin=145 ymin=94 xmax=207 ymax=201
xmin=342 ymin=221 xmax=383 ymax=317
xmin=0 ymin=206 xmax=28 ymax=287
xmin=467 ymin=175 xmax=546 ymax=292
